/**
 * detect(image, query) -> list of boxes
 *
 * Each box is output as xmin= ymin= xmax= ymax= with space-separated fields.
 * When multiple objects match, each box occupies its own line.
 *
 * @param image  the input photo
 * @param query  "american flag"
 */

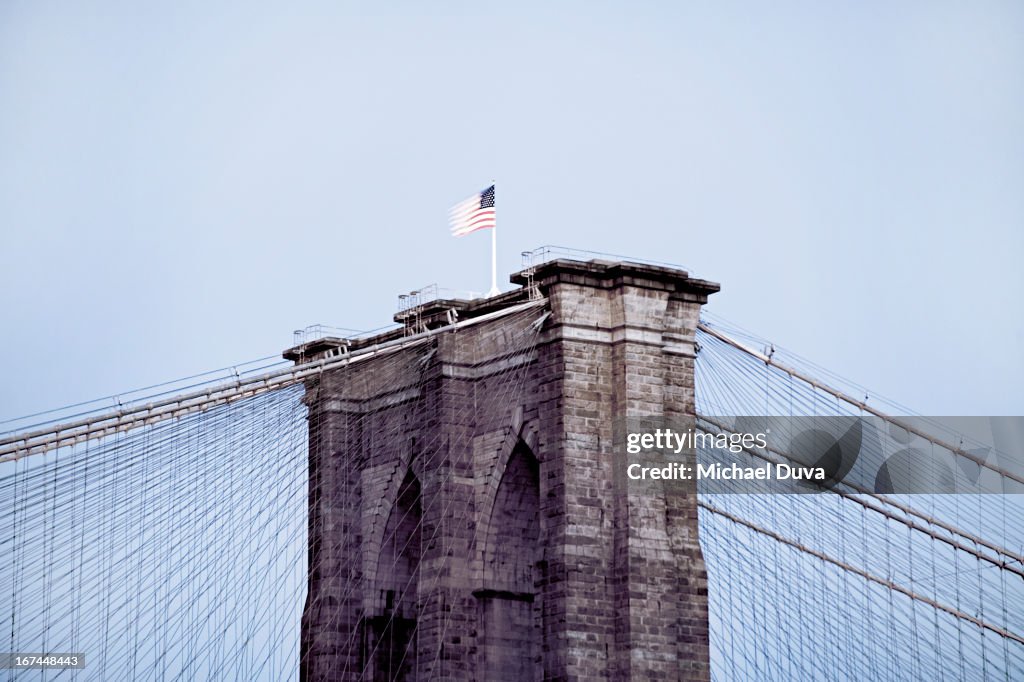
xmin=449 ymin=185 xmax=496 ymax=237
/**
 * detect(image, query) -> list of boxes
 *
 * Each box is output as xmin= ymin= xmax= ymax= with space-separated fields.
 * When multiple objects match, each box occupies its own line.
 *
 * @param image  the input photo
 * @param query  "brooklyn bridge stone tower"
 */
xmin=286 ymin=259 xmax=719 ymax=681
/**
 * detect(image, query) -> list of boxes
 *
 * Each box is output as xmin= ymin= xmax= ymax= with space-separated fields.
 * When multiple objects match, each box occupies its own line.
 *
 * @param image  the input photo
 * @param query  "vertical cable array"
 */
xmin=1 ymin=385 xmax=310 ymax=681
xmin=695 ymin=320 xmax=1024 ymax=681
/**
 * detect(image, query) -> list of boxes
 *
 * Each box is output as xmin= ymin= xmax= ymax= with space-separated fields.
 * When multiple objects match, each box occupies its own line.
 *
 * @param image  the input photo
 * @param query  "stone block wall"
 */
xmin=293 ymin=259 xmax=718 ymax=681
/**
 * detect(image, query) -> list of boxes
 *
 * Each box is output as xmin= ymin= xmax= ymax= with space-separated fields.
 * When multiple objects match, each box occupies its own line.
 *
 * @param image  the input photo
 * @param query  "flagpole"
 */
xmin=487 ymin=181 xmax=499 ymax=297
xmin=488 ymin=224 xmax=499 ymax=297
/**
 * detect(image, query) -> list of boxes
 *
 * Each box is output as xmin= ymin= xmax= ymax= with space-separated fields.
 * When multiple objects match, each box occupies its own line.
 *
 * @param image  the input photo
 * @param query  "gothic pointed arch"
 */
xmin=478 ymin=438 xmax=542 ymax=680
xmin=366 ymin=469 xmax=421 ymax=681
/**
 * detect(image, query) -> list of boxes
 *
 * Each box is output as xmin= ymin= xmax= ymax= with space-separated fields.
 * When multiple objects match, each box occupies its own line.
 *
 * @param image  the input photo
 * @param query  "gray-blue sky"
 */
xmin=1 ymin=0 xmax=1022 ymax=420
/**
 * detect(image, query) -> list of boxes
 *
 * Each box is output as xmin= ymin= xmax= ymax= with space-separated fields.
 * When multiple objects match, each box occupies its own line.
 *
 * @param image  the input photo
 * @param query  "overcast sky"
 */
xmin=1 ymin=1 xmax=1022 ymax=421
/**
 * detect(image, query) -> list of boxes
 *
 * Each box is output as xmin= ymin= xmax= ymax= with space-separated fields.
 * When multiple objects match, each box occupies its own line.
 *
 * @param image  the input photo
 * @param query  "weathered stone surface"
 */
xmin=292 ymin=259 xmax=719 ymax=681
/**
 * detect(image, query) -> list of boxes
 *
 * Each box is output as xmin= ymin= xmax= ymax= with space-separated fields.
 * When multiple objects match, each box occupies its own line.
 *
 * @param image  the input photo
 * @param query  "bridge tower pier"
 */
xmin=287 ymin=259 xmax=719 ymax=681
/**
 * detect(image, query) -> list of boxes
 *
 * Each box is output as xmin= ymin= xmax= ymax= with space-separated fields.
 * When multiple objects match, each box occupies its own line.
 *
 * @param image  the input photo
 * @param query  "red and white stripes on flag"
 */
xmin=448 ymin=185 xmax=496 ymax=237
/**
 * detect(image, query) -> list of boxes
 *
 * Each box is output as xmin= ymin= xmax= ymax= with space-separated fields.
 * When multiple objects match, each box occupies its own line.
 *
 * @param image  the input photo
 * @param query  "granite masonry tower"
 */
xmin=286 ymin=259 xmax=719 ymax=681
